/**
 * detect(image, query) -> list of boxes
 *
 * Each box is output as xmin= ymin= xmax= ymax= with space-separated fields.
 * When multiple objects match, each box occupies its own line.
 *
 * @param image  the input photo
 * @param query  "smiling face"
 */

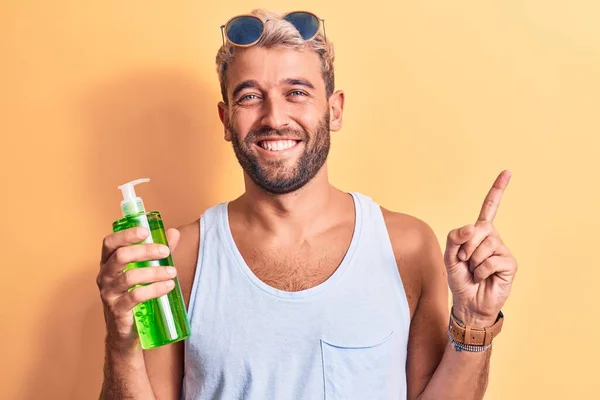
xmin=218 ymin=46 xmax=344 ymax=195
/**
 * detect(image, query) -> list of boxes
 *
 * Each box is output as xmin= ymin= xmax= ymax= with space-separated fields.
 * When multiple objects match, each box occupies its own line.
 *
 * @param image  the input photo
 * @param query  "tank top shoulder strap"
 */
xmin=349 ymin=192 xmax=388 ymax=235
xmin=186 ymin=201 xmax=227 ymax=320
xmin=349 ymin=192 xmax=410 ymax=320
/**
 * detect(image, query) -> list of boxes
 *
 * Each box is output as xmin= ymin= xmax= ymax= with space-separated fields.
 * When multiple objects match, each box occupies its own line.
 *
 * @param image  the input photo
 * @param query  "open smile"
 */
xmin=253 ymin=139 xmax=303 ymax=157
xmin=256 ymin=139 xmax=300 ymax=152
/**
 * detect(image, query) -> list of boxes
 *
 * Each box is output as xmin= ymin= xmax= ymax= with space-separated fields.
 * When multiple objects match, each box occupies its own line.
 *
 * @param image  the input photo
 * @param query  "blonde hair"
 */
xmin=216 ymin=9 xmax=335 ymax=104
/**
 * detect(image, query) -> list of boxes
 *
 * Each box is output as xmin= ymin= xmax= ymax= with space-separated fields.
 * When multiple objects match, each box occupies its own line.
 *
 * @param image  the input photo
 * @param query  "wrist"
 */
xmin=451 ymin=305 xmax=498 ymax=328
xmin=105 ymin=335 xmax=143 ymax=361
xmin=448 ymin=306 xmax=505 ymax=349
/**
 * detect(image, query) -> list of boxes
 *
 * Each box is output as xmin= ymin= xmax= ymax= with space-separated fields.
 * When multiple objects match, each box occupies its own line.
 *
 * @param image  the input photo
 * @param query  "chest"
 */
xmin=235 ymin=234 xmax=350 ymax=292
xmin=227 ymin=214 xmax=354 ymax=292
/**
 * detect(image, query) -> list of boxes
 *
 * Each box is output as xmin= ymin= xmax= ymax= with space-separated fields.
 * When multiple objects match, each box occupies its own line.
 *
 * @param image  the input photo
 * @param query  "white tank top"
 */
xmin=182 ymin=192 xmax=411 ymax=399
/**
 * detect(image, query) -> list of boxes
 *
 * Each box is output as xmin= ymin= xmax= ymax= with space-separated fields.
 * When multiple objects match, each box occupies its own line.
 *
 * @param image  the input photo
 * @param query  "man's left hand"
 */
xmin=444 ymin=170 xmax=518 ymax=327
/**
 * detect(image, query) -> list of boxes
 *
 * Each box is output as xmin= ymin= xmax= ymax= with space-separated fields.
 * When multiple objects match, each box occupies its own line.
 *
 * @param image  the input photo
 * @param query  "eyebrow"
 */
xmin=231 ymin=78 xmax=316 ymax=100
xmin=232 ymin=80 xmax=260 ymax=100
xmin=283 ymin=78 xmax=315 ymax=90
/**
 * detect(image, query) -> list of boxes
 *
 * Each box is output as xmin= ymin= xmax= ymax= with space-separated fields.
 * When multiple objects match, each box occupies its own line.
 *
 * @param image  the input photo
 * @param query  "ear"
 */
xmin=217 ymin=101 xmax=233 ymax=142
xmin=328 ymin=90 xmax=345 ymax=132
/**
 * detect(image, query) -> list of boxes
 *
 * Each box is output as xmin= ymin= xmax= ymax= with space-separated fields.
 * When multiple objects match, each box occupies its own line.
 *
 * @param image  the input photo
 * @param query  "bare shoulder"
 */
xmin=380 ymin=207 xmax=446 ymax=317
xmin=380 ymin=207 xmax=440 ymax=258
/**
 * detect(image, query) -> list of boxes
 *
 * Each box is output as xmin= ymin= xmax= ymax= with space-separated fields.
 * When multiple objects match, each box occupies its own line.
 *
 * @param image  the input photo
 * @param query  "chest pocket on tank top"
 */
xmin=320 ymin=330 xmax=398 ymax=400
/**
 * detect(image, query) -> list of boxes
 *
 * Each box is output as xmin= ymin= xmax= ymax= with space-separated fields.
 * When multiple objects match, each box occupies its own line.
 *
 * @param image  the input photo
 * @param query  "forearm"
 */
xmin=100 ymin=339 xmax=156 ymax=400
xmin=418 ymin=341 xmax=491 ymax=400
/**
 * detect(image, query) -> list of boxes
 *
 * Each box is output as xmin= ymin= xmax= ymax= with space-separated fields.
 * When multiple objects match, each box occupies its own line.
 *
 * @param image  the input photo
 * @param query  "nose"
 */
xmin=260 ymin=96 xmax=289 ymax=130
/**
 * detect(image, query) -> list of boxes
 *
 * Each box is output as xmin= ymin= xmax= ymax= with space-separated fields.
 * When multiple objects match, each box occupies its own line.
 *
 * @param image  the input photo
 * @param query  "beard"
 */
xmin=230 ymin=111 xmax=331 ymax=195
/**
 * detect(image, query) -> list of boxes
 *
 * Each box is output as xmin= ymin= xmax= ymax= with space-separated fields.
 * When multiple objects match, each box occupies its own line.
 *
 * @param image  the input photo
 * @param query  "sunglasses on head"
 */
xmin=220 ymin=11 xmax=327 ymax=47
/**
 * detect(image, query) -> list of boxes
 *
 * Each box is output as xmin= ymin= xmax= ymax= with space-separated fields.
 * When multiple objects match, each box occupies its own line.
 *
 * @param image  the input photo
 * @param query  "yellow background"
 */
xmin=1 ymin=1 xmax=598 ymax=399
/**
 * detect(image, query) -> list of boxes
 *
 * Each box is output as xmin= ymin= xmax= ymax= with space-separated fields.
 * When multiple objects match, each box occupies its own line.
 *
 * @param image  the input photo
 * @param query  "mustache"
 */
xmin=245 ymin=126 xmax=308 ymax=143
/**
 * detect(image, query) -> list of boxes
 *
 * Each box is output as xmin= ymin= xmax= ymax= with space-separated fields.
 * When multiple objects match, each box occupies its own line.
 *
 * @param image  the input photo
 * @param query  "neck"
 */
xmin=231 ymin=164 xmax=347 ymax=239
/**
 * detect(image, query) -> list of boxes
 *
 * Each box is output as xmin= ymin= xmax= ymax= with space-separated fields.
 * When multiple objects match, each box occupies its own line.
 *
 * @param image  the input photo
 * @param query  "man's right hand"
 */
xmin=97 ymin=226 xmax=181 ymax=351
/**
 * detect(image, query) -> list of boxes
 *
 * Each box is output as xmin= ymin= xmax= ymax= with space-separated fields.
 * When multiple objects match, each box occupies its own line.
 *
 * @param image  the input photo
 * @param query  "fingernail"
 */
xmin=165 ymin=280 xmax=175 ymax=289
xmin=158 ymin=245 xmax=170 ymax=256
xmin=166 ymin=267 xmax=177 ymax=276
xmin=458 ymin=250 xmax=467 ymax=261
xmin=137 ymin=227 xmax=149 ymax=237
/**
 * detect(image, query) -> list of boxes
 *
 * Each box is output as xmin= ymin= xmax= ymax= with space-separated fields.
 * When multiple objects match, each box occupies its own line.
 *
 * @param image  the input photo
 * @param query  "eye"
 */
xmin=289 ymin=90 xmax=307 ymax=97
xmin=237 ymin=94 xmax=261 ymax=105
xmin=287 ymin=90 xmax=311 ymax=102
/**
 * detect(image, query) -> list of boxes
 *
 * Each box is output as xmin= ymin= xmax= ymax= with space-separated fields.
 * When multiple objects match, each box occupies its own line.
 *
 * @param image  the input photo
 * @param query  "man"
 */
xmin=97 ymin=9 xmax=517 ymax=400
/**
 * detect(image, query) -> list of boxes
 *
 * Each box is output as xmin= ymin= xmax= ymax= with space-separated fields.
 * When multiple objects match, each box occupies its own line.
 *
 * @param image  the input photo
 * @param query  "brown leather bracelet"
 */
xmin=448 ymin=307 xmax=504 ymax=346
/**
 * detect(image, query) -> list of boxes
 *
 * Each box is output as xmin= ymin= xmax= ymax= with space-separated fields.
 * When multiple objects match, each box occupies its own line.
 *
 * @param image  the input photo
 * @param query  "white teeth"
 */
xmin=259 ymin=140 xmax=297 ymax=151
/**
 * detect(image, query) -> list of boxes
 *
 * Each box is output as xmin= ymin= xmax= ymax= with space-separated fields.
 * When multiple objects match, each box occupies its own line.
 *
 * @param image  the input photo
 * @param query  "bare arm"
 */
xmin=98 ymin=221 xmax=200 ymax=400
xmin=100 ymin=343 xmax=156 ymax=399
xmin=384 ymin=212 xmax=493 ymax=400
xmin=411 ymin=223 xmax=493 ymax=400
xmin=388 ymin=171 xmax=517 ymax=400
xmin=143 ymin=222 xmax=199 ymax=399
xmin=419 ymin=343 xmax=491 ymax=400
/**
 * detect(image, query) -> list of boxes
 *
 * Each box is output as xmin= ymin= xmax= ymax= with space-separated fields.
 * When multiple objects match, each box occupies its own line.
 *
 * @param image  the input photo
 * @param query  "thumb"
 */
xmin=165 ymin=228 xmax=181 ymax=253
xmin=444 ymin=224 xmax=474 ymax=267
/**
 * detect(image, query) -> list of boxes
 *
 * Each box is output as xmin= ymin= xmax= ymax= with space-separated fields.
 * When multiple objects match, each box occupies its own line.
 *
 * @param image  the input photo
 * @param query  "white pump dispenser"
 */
xmin=117 ymin=178 xmax=150 ymax=217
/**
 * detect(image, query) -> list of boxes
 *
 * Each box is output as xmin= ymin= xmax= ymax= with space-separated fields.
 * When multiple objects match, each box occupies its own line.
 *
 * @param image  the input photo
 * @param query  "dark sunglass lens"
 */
xmin=284 ymin=12 xmax=319 ymax=40
xmin=226 ymin=16 xmax=263 ymax=45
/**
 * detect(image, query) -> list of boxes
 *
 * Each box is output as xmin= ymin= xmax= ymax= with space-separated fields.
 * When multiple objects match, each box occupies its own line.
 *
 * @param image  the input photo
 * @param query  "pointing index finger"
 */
xmin=477 ymin=170 xmax=511 ymax=222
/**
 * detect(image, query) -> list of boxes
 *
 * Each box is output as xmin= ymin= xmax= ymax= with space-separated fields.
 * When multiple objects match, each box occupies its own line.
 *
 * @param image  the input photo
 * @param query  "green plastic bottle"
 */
xmin=112 ymin=178 xmax=191 ymax=350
